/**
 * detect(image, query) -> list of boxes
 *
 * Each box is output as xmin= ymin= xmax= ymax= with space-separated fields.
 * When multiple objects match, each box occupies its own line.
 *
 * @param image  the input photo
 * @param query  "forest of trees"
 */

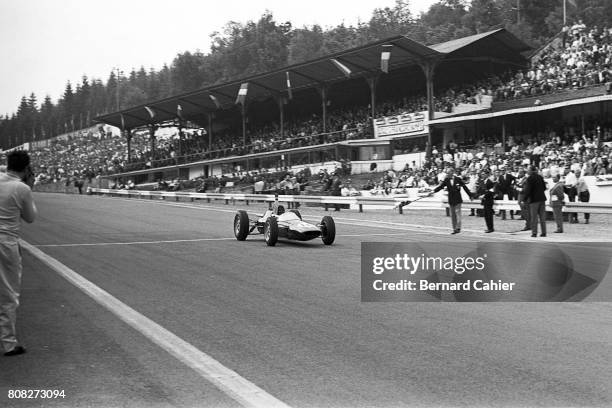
xmin=1 ymin=0 xmax=611 ymax=149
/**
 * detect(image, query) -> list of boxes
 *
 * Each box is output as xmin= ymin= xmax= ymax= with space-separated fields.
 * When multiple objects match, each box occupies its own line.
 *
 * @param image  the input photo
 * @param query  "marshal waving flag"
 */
xmin=235 ymin=83 xmax=249 ymax=105
xmin=381 ymin=45 xmax=392 ymax=73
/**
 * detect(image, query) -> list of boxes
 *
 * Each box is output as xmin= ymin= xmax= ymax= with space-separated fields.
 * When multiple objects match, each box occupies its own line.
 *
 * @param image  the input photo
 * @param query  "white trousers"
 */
xmin=0 ymin=236 xmax=22 ymax=353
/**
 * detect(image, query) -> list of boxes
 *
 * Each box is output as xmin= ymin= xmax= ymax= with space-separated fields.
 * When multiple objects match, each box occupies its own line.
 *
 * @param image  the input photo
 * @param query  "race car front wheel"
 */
xmin=321 ymin=216 xmax=336 ymax=245
xmin=264 ymin=217 xmax=279 ymax=246
xmin=234 ymin=210 xmax=249 ymax=241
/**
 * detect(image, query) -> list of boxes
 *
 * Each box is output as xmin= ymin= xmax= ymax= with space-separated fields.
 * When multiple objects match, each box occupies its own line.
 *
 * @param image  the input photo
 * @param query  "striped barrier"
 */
xmin=89 ymin=188 xmax=612 ymax=215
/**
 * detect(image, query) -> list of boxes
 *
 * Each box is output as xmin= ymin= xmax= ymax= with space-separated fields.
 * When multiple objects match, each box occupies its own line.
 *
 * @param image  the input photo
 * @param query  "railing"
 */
xmin=89 ymin=188 xmax=612 ymax=215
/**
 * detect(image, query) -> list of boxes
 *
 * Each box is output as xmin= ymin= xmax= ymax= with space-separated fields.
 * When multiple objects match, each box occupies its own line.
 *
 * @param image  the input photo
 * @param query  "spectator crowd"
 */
xmin=19 ymin=22 xmax=612 ymax=192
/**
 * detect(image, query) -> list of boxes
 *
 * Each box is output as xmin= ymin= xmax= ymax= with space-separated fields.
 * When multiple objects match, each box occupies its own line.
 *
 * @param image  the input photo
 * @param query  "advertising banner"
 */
xmin=373 ymin=111 xmax=428 ymax=138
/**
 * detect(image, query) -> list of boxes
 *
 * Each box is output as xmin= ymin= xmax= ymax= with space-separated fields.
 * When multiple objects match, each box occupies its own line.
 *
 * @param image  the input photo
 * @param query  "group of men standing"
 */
xmin=431 ymin=165 xmax=590 ymax=236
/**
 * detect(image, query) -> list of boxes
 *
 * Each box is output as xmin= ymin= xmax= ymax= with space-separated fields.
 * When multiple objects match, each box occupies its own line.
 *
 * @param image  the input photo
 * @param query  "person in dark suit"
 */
xmin=496 ymin=167 xmax=516 ymax=220
xmin=514 ymin=169 xmax=531 ymax=231
xmin=478 ymin=171 xmax=497 ymax=233
xmin=431 ymin=168 xmax=472 ymax=234
xmin=521 ymin=166 xmax=547 ymax=237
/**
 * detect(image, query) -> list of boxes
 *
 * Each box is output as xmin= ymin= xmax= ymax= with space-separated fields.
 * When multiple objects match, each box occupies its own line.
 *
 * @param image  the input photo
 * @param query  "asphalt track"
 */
xmin=2 ymin=193 xmax=612 ymax=408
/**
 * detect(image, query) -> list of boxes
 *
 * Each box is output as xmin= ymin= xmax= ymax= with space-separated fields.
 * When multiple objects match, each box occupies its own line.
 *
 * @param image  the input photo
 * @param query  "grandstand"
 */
xmin=28 ymin=26 xmax=612 ymax=201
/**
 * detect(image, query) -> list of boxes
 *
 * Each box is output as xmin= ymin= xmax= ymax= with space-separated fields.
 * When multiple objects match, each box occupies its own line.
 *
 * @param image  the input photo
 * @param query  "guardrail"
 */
xmin=89 ymin=188 xmax=612 ymax=215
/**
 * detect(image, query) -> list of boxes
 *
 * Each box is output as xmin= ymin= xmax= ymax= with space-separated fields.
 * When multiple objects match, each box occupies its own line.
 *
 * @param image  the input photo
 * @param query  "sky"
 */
xmin=0 ymin=0 xmax=440 ymax=117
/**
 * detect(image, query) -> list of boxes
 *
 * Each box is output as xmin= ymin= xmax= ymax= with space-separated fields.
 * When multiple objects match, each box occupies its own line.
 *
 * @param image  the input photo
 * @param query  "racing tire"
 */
xmin=289 ymin=209 xmax=302 ymax=220
xmin=234 ymin=210 xmax=249 ymax=241
xmin=277 ymin=205 xmax=285 ymax=215
xmin=264 ymin=217 xmax=279 ymax=246
xmin=321 ymin=216 xmax=336 ymax=245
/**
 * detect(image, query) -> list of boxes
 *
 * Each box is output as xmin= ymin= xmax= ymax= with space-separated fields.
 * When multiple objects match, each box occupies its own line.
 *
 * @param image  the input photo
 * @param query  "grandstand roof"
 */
xmin=95 ymin=29 xmax=530 ymax=131
xmin=430 ymin=28 xmax=531 ymax=55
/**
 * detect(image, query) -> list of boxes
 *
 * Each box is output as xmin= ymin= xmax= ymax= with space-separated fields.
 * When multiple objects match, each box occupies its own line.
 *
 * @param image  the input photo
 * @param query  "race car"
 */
xmin=233 ymin=196 xmax=336 ymax=246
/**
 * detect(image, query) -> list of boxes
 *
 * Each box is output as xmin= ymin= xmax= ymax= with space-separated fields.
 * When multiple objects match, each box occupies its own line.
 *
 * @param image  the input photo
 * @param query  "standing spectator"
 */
xmin=549 ymin=174 xmax=566 ymax=233
xmin=467 ymin=170 xmax=479 ymax=216
xmin=497 ymin=167 xmax=516 ymax=220
xmin=577 ymin=175 xmax=590 ymax=224
xmin=564 ymin=169 xmax=578 ymax=223
xmin=478 ymin=171 xmax=497 ymax=233
xmin=514 ymin=169 xmax=531 ymax=231
xmin=326 ymin=172 xmax=342 ymax=211
xmin=522 ymin=166 xmax=548 ymax=237
xmin=0 ymin=151 xmax=37 ymax=356
xmin=430 ymin=168 xmax=472 ymax=234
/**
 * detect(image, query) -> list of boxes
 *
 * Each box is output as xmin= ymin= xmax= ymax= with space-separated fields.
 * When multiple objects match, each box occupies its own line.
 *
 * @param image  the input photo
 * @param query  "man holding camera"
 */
xmin=0 ymin=151 xmax=37 ymax=356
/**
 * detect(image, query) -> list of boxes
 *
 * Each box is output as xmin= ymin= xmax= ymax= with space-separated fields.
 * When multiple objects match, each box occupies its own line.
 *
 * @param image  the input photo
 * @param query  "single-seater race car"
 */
xmin=233 ymin=196 xmax=336 ymax=246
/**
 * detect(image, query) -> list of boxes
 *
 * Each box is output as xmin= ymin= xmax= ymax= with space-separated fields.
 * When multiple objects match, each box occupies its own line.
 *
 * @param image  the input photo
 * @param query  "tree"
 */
xmin=288 ymin=25 xmax=325 ymax=64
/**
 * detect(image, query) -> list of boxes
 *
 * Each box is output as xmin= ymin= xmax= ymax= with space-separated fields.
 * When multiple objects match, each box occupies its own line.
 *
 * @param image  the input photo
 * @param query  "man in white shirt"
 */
xmin=0 ymin=151 xmax=37 ymax=356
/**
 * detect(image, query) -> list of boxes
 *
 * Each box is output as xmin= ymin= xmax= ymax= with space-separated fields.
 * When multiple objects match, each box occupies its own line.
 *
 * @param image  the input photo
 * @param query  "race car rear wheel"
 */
xmin=264 ymin=217 xmax=279 ymax=246
xmin=234 ymin=210 xmax=249 ymax=241
xmin=321 ymin=216 xmax=336 ymax=245
xmin=289 ymin=209 xmax=302 ymax=220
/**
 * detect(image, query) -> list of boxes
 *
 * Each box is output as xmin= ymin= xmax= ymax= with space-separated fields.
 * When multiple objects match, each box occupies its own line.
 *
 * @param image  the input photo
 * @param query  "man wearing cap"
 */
xmin=0 ymin=151 xmax=37 ymax=356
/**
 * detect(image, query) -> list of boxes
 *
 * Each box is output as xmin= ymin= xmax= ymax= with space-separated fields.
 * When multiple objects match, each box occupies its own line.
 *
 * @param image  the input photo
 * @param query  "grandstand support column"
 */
xmin=277 ymin=96 xmax=285 ymax=139
xmin=317 ymin=86 xmax=328 ymax=133
xmin=241 ymin=103 xmax=247 ymax=146
xmin=177 ymin=123 xmax=184 ymax=158
xmin=419 ymin=58 xmax=440 ymax=155
xmin=126 ymin=129 xmax=132 ymax=162
xmin=366 ymin=76 xmax=379 ymax=119
xmin=502 ymin=120 xmax=506 ymax=150
xmin=149 ymin=125 xmax=156 ymax=155
xmin=207 ymin=113 xmax=214 ymax=152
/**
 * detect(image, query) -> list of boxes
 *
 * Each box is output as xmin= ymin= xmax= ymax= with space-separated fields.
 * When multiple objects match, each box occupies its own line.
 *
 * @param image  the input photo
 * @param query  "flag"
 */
xmin=381 ymin=45 xmax=392 ymax=73
xmin=235 ymin=83 xmax=249 ymax=105
xmin=145 ymin=106 xmax=156 ymax=119
xmin=286 ymin=71 xmax=293 ymax=99
xmin=567 ymin=0 xmax=576 ymax=6
xmin=177 ymin=104 xmax=184 ymax=120
xmin=331 ymin=59 xmax=351 ymax=77
xmin=209 ymin=94 xmax=221 ymax=109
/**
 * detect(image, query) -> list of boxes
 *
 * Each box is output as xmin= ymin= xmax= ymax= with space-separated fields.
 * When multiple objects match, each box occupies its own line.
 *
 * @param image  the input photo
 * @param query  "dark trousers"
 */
xmin=484 ymin=206 xmax=494 ymax=231
xmin=567 ymin=186 xmax=578 ymax=221
xmin=579 ymin=191 xmax=590 ymax=221
xmin=530 ymin=201 xmax=547 ymax=236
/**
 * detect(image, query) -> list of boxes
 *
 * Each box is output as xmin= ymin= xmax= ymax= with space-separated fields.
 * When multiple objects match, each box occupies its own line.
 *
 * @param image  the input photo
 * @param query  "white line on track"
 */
xmin=37 ymin=233 xmax=416 ymax=247
xmin=20 ymin=240 xmax=292 ymax=408
xmin=36 ymin=237 xmax=236 ymax=247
